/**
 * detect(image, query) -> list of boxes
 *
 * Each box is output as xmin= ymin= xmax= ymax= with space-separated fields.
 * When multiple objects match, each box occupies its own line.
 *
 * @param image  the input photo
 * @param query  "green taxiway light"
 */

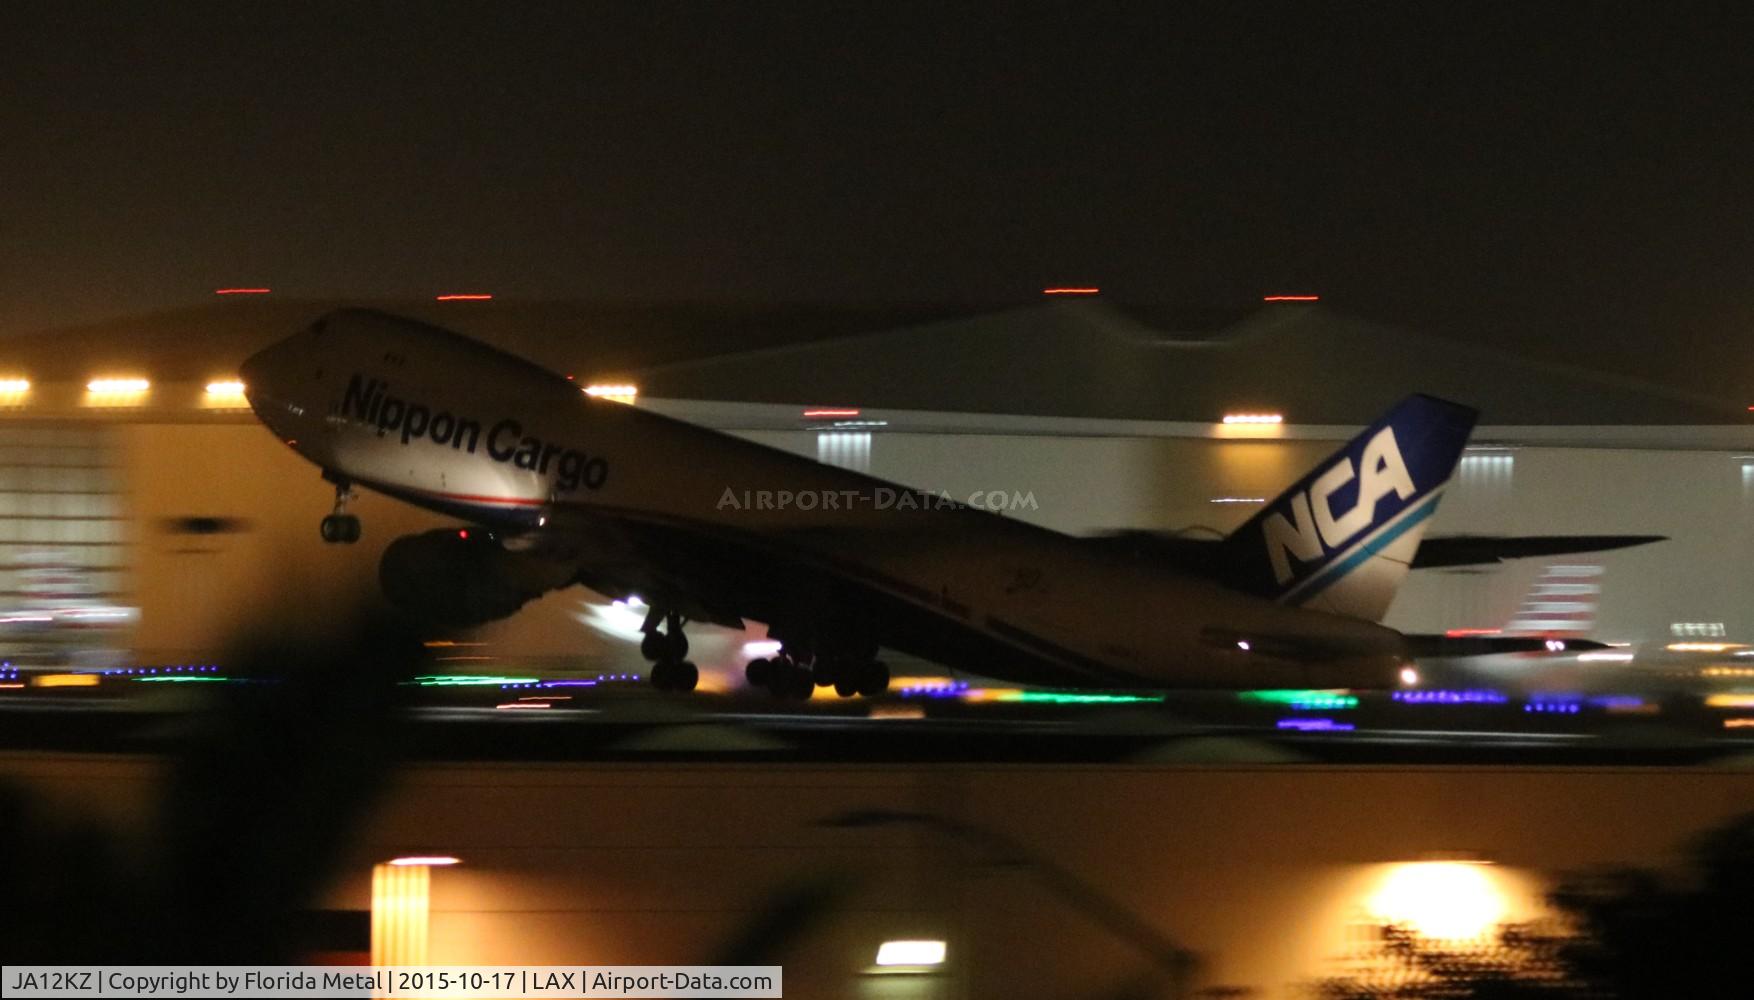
xmin=408 ymin=674 xmax=541 ymax=687
xmin=1013 ymin=691 xmax=1165 ymax=705
xmin=134 ymin=675 xmax=229 ymax=683
xmin=1238 ymin=689 xmax=1359 ymax=710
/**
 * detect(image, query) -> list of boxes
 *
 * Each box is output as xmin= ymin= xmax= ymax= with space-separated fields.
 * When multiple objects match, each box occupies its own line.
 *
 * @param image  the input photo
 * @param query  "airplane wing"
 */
xmin=554 ymin=510 xmax=1143 ymax=688
xmin=387 ymin=504 xmax=1136 ymax=689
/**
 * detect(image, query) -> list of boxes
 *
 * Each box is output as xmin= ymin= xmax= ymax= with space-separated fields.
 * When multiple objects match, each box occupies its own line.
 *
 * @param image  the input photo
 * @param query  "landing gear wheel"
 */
xmin=765 ymin=658 xmax=814 ymax=701
xmin=745 ymin=657 xmax=772 ymax=688
xmin=321 ymin=478 xmax=360 ymax=544
xmin=834 ymin=676 xmax=859 ymax=698
xmin=856 ymin=660 xmax=890 ymax=697
xmin=319 ymin=514 xmax=360 ymax=544
xmin=650 ymin=659 xmax=698 ymax=693
xmin=673 ymin=661 xmax=698 ymax=693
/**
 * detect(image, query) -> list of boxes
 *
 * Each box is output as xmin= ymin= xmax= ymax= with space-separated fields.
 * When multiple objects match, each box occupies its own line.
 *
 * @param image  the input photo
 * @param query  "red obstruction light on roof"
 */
xmin=215 ymin=288 xmax=271 ymax=295
xmin=1043 ymin=287 xmax=1100 ymax=295
xmin=435 ymin=293 xmax=494 ymax=301
xmin=1263 ymin=294 xmax=1320 ymax=302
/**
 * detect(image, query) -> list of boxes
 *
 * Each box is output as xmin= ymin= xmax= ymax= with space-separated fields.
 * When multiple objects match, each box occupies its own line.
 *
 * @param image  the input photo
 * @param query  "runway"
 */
xmin=3 ymin=658 xmax=1752 ymax=766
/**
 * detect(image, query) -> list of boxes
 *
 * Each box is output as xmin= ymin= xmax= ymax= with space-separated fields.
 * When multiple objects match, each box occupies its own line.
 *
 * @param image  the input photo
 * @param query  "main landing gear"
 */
xmin=744 ymin=646 xmax=889 ymax=701
xmin=320 ymin=479 xmax=361 ymax=544
xmin=641 ymin=608 xmax=698 ymax=693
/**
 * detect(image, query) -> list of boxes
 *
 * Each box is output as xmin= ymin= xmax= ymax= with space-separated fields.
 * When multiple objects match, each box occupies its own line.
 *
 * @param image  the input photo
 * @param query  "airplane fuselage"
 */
xmin=244 ymin=311 xmax=1409 ymax=689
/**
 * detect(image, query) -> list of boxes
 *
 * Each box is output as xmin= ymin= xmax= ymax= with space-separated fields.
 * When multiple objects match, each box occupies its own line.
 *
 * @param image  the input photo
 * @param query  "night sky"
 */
xmin=4 ymin=3 xmax=1754 ymax=394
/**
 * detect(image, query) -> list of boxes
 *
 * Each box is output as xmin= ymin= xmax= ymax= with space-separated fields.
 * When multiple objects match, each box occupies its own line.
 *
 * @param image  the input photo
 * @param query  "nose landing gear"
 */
xmin=319 ymin=479 xmax=361 ymax=544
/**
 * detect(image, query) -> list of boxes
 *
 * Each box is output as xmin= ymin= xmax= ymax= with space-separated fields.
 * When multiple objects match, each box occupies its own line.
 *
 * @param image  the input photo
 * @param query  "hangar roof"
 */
xmin=0 ymin=299 xmax=976 ymax=384
xmin=635 ymin=300 xmax=1744 ymax=425
xmin=0 ymin=298 xmax=1740 ymax=425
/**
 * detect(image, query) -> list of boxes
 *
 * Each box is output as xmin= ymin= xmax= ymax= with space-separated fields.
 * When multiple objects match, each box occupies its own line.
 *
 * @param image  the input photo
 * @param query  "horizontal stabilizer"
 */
xmin=1411 ymin=534 xmax=1666 ymax=569
xmin=1403 ymin=634 xmax=1611 ymax=658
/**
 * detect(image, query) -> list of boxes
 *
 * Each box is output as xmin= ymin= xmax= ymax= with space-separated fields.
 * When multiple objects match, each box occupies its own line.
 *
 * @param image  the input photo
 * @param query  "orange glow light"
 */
xmin=32 ymin=673 xmax=100 ymax=688
xmin=1263 ymin=294 xmax=1320 ymax=302
xmin=803 ymin=408 xmax=861 ymax=418
xmin=435 ymin=293 xmax=493 ymax=301
xmin=584 ymin=384 xmax=638 ymax=402
xmin=214 ymin=288 xmax=271 ymax=295
xmin=87 ymin=378 xmax=150 ymax=394
xmin=1043 ymin=287 xmax=1100 ymax=295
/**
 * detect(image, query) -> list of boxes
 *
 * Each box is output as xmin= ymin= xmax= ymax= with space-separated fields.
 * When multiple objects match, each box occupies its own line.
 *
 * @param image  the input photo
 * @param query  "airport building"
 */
xmin=0 ymin=294 xmax=1747 ymax=672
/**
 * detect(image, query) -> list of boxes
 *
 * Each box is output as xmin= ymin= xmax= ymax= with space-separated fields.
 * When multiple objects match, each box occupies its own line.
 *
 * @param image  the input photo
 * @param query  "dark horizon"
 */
xmin=5 ymin=3 xmax=1754 ymax=396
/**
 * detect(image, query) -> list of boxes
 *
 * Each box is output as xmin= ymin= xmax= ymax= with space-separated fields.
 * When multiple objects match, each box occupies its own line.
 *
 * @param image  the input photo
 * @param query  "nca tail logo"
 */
xmin=1263 ymin=427 xmax=1415 ymax=584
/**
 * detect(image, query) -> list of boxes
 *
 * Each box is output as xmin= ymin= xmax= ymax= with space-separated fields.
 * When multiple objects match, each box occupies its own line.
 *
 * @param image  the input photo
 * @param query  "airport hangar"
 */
xmin=0 ymin=294 xmax=1748 ymax=674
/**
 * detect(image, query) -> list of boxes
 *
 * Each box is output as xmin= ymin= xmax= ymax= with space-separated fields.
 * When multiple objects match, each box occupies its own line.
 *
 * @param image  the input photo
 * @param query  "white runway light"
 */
xmin=874 ymin=939 xmax=946 ymax=968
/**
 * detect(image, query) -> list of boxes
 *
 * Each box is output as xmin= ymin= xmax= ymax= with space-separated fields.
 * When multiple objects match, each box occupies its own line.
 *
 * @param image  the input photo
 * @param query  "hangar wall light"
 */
xmin=87 ymin=378 xmax=150 ymax=393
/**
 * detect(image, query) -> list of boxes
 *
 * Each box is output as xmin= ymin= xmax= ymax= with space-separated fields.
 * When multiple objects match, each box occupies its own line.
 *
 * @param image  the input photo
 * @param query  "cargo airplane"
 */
xmin=241 ymin=310 xmax=1656 ymax=697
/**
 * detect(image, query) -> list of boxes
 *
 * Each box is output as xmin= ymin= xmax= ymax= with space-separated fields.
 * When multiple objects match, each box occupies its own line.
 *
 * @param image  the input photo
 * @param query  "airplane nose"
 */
xmin=241 ymin=322 xmax=319 ymax=404
xmin=240 ymin=326 xmax=320 ymax=438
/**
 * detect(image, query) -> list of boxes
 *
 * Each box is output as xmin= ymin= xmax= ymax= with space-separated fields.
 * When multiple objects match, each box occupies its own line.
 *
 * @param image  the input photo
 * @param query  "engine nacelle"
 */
xmin=379 ymin=529 xmax=576 ymax=627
